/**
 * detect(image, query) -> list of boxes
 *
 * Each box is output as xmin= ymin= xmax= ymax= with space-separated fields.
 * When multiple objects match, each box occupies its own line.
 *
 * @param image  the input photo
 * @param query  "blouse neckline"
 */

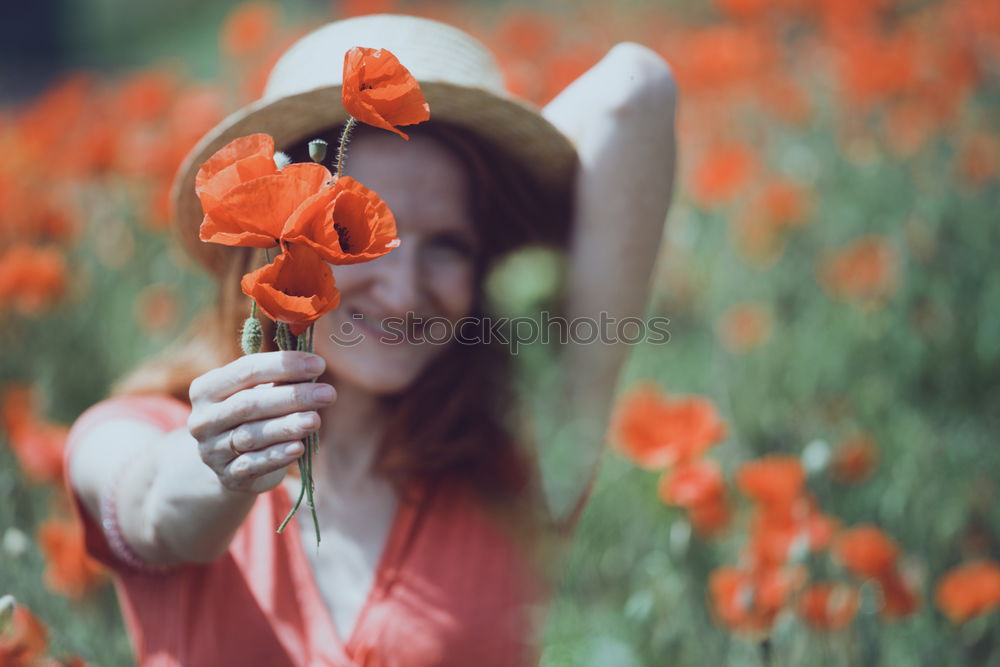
xmin=277 ymin=476 xmax=426 ymax=661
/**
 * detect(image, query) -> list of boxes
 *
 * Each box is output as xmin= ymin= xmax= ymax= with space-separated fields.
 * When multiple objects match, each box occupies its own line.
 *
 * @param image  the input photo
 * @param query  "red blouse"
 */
xmin=64 ymin=395 xmax=564 ymax=666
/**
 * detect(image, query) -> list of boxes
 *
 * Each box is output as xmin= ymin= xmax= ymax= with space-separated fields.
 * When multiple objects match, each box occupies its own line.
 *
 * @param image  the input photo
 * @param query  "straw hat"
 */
xmin=172 ymin=13 xmax=578 ymax=273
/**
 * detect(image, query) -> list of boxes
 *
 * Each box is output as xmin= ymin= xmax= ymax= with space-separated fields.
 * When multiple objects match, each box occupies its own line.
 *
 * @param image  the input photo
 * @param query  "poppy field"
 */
xmin=1 ymin=0 xmax=999 ymax=665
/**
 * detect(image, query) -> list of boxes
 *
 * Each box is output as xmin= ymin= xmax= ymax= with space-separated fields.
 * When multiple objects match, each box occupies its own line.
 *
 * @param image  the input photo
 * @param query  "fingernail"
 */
xmin=313 ymin=385 xmax=335 ymax=402
xmin=304 ymin=355 xmax=325 ymax=374
xmin=284 ymin=443 xmax=302 ymax=456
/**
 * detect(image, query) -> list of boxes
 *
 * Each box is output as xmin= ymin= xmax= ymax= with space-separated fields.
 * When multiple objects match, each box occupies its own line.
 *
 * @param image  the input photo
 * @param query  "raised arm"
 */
xmin=539 ymin=42 xmax=677 ymax=521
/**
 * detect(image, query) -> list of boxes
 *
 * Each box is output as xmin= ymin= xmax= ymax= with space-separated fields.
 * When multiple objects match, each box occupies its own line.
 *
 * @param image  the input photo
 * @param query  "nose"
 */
xmin=370 ymin=239 xmax=423 ymax=315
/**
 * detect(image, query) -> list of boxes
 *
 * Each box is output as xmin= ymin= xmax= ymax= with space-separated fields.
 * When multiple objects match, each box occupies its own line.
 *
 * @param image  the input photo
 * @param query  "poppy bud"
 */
xmin=273 ymin=151 xmax=292 ymax=170
xmin=275 ymin=321 xmax=293 ymax=350
xmin=241 ymin=315 xmax=263 ymax=355
xmin=308 ymin=139 xmax=328 ymax=163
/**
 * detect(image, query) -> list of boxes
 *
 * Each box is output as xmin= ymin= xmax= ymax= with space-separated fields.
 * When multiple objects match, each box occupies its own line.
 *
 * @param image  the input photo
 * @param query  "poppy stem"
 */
xmin=335 ymin=116 xmax=357 ymax=180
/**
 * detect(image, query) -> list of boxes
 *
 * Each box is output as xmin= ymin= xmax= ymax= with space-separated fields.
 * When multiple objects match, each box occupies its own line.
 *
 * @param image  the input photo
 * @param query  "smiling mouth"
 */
xmin=349 ymin=308 xmax=427 ymax=342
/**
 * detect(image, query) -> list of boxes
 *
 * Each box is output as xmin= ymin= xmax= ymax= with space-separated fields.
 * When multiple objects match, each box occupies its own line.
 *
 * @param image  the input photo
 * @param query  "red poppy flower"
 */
xmin=935 ymin=560 xmax=1000 ymax=623
xmin=691 ymin=142 xmax=758 ymax=207
xmin=199 ymin=137 xmax=331 ymax=248
xmin=708 ymin=565 xmax=804 ymax=635
xmin=687 ymin=497 xmax=731 ymax=537
xmin=798 ymin=582 xmax=860 ymax=631
xmin=659 ymin=459 xmax=726 ymax=508
xmin=342 ymin=47 xmax=430 ymax=139
xmin=608 ymin=384 xmax=727 ymax=470
xmin=736 ymin=456 xmax=806 ymax=509
xmin=221 ymin=2 xmax=278 ymax=57
xmin=0 ymin=244 xmax=67 ymax=315
xmin=748 ymin=499 xmax=840 ymax=569
xmin=818 ymin=236 xmax=900 ymax=304
xmin=241 ymin=243 xmax=341 ymax=336
xmin=830 ymin=434 xmax=878 ymax=483
xmin=835 ymin=524 xmax=899 ymax=579
xmin=879 ymin=569 xmax=921 ymax=620
xmin=1 ymin=386 xmax=67 ymax=485
xmin=659 ymin=459 xmax=731 ymax=536
xmin=37 ymin=516 xmax=107 ymax=599
xmin=0 ymin=605 xmax=48 ymax=666
xmin=716 ymin=302 xmax=773 ymax=353
xmin=282 ymin=176 xmax=400 ymax=264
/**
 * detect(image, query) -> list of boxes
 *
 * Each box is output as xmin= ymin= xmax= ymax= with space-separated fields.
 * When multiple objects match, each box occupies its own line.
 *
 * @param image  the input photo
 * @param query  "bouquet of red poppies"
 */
xmin=194 ymin=48 xmax=430 ymax=543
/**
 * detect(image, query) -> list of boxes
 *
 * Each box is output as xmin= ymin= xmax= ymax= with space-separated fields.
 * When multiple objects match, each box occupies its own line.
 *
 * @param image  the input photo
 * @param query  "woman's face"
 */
xmin=313 ymin=130 xmax=480 ymax=395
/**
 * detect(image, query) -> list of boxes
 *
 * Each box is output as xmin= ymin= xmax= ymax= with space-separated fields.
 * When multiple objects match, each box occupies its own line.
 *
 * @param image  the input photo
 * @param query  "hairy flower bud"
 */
xmin=273 ymin=151 xmax=292 ymax=170
xmin=241 ymin=315 xmax=263 ymax=355
xmin=274 ymin=321 xmax=293 ymax=351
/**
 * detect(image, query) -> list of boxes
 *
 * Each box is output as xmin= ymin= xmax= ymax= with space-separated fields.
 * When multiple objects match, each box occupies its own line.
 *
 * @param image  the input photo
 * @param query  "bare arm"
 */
xmin=539 ymin=42 xmax=677 ymax=520
xmin=68 ymin=351 xmax=335 ymax=566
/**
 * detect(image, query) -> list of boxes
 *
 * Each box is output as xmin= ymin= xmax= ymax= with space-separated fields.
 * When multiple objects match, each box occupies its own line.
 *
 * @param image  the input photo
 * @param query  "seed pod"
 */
xmin=241 ymin=316 xmax=263 ymax=355
xmin=308 ymin=139 xmax=328 ymax=163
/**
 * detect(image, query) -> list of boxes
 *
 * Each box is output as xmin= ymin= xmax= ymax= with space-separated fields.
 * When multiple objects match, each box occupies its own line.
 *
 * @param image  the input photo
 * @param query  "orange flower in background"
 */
xmin=660 ymin=459 xmax=726 ymax=508
xmin=282 ymin=176 xmax=400 ymax=264
xmin=241 ymin=243 xmax=341 ymax=335
xmin=0 ymin=605 xmax=48 ymax=666
xmin=660 ymin=459 xmax=731 ymax=536
xmin=691 ymin=143 xmax=758 ymax=207
xmin=709 ymin=565 xmax=804 ymax=635
xmin=837 ymin=31 xmax=918 ymax=109
xmin=0 ymin=244 xmax=68 ymax=315
xmin=717 ymin=302 xmax=773 ymax=353
xmin=609 ymin=384 xmax=727 ymax=470
xmin=673 ymin=25 xmax=773 ymax=95
xmin=879 ymin=569 xmax=921 ymax=620
xmin=221 ymin=2 xmax=279 ymax=57
xmin=37 ymin=517 xmax=108 ymax=599
xmin=342 ymin=47 xmax=430 ymax=139
xmin=935 ymin=560 xmax=1000 ymax=623
xmin=830 ymin=434 xmax=878 ymax=483
xmin=819 ymin=235 xmax=900 ymax=304
xmin=748 ymin=499 xmax=840 ymax=569
xmin=758 ymin=180 xmax=811 ymax=229
xmin=200 ymin=161 xmax=332 ymax=248
xmin=798 ymin=582 xmax=860 ymax=631
xmin=835 ymin=524 xmax=899 ymax=579
xmin=1 ymin=386 xmax=67 ymax=485
xmin=737 ymin=456 xmax=806 ymax=509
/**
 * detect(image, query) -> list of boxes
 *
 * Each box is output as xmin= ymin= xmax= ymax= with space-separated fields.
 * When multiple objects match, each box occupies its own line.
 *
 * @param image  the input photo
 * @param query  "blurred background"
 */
xmin=1 ymin=0 xmax=998 ymax=665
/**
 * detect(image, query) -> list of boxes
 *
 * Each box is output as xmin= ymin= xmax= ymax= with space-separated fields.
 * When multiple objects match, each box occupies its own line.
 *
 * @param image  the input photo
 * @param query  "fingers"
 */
xmin=204 ymin=411 xmax=319 ymax=467
xmin=218 ymin=441 xmax=305 ymax=493
xmin=189 ymin=352 xmax=326 ymax=405
xmin=188 ymin=382 xmax=335 ymax=441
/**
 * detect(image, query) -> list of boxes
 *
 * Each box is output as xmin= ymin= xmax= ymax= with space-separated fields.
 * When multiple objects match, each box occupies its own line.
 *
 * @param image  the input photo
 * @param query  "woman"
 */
xmin=64 ymin=14 xmax=676 ymax=666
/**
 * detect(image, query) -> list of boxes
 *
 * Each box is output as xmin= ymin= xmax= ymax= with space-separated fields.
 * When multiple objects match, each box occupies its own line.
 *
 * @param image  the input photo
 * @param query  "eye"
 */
xmin=424 ymin=232 xmax=475 ymax=260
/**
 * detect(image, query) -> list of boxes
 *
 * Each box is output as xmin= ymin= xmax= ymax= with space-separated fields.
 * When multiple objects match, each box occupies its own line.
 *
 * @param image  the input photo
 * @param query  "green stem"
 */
xmin=335 ymin=116 xmax=357 ymax=179
xmin=276 ymin=460 xmax=307 ymax=534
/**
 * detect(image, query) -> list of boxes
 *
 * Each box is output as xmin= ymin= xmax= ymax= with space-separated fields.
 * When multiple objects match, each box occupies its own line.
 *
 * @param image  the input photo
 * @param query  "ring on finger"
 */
xmin=228 ymin=430 xmax=242 ymax=458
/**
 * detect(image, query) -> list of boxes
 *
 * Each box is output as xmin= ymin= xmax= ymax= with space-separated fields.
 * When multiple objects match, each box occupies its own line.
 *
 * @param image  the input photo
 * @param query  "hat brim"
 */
xmin=171 ymin=82 xmax=578 ymax=274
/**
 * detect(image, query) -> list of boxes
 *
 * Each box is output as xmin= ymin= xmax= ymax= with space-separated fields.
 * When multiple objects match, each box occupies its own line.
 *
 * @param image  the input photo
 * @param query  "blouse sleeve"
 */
xmin=62 ymin=394 xmax=192 ymax=573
